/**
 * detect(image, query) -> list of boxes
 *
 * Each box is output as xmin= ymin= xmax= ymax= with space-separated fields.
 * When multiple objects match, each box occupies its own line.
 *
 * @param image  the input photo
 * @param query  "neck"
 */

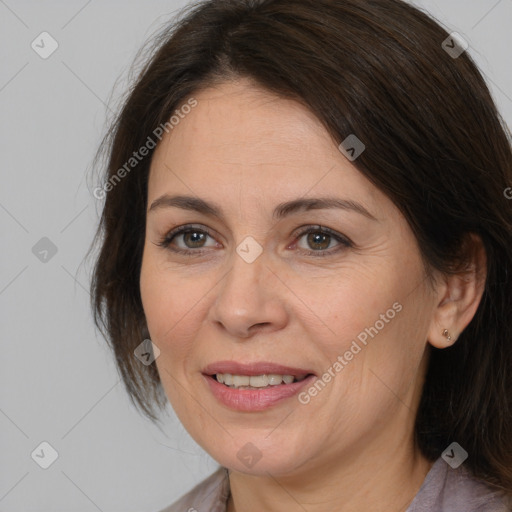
xmin=226 ymin=430 xmax=433 ymax=512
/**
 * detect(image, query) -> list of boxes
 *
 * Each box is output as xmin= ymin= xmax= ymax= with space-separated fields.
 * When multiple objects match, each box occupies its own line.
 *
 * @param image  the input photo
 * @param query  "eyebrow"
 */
xmin=148 ymin=194 xmax=378 ymax=221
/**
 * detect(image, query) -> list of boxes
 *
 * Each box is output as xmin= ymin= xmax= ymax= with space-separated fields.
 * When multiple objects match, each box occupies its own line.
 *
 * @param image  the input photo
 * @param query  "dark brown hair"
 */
xmin=88 ymin=0 xmax=512 ymax=495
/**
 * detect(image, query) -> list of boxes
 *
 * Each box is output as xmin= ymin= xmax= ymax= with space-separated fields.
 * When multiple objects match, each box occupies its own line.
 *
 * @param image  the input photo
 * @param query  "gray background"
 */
xmin=0 ymin=1 xmax=511 ymax=511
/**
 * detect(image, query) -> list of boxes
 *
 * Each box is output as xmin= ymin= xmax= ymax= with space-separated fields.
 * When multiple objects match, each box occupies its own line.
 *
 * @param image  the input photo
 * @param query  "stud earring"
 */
xmin=442 ymin=329 xmax=452 ymax=342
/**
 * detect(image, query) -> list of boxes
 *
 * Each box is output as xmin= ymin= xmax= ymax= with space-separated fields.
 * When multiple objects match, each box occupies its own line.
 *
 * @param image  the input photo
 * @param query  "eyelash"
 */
xmin=155 ymin=224 xmax=352 ymax=258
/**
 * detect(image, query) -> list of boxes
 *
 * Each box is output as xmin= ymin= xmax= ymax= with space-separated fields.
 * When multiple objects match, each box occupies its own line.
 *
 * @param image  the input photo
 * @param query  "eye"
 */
xmin=155 ymin=224 xmax=352 ymax=257
xmin=293 ymin=225 xmax=352 ymax=257
xmin=155 ymin=224 xmax=218 ymax=255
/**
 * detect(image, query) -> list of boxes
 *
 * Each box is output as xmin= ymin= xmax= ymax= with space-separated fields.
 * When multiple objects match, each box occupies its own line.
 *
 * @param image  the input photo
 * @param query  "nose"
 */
xmin=208 ymin=248 xmax=288 ymax=339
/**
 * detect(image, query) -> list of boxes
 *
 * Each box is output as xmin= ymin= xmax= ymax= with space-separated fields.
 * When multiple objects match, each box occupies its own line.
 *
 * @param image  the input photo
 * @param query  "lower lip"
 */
xmin=203 ymin=374 xmax=316 ymax=412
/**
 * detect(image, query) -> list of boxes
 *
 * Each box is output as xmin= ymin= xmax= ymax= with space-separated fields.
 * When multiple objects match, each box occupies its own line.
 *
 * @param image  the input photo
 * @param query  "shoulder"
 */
xmin=407 ymin=457 xmax=512 ymax=512
xmin=156 ymin=466 xmax=230 ymax=512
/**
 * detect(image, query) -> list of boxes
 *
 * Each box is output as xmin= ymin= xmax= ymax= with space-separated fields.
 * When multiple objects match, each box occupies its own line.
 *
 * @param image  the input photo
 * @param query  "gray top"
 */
xmin=158 ymin=457 xmax=511 ymax=512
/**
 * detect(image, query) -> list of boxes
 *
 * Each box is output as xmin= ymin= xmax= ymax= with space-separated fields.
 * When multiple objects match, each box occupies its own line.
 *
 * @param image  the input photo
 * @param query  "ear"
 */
xmin=427 ymin=233 xmax=487 ymax=349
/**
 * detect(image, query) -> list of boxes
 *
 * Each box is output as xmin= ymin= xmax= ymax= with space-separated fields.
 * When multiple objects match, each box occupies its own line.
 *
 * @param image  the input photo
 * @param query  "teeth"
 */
xmin=268 ymin=374 xmax=284 ymax=385
xmin=249 ymin=375 xmax=268 ymax=387
xmin=233 ymin=375 xmax=250 ymax=387
xmin=215 ymin=373 xmax=307 ymax=388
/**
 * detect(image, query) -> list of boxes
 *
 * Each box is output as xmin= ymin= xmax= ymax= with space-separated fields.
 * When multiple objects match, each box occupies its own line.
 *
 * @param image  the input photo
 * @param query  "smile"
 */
xmin=202 ymin=361 xmax=316 ymax=411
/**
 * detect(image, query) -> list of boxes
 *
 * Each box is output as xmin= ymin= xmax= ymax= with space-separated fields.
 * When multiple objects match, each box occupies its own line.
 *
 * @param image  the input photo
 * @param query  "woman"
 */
xmin=89 ymin=0 xmax=512 ymax=510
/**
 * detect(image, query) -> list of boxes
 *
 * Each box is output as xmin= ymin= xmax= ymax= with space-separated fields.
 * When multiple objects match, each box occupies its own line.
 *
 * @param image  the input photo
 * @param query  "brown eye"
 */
xmin=294 ymin=226 xmax=352 ymax=257
xmin=180 ymin=230 xmax=208 ymax=249
xmin=156 ymin=225 xmax=218 ymax=254
xmin=304 ymin=232 xmax=332 ymax=251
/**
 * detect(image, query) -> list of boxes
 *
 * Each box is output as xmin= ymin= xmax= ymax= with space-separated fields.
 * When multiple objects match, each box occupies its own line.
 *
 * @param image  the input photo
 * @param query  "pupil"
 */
xmin=309 ymin=232 xmax=329 ymax=250
xmin=186 ymin=231 xmax=204 ymax=247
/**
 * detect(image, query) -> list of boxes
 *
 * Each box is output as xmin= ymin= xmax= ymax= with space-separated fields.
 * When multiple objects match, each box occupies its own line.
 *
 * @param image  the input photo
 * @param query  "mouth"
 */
xmin=209 ymin=372 xmax=311 ymax=390
xmin=201 ymin=361 xmax=316 ymax=411
xmin=202 ymin=361 xmax=315 ymax=387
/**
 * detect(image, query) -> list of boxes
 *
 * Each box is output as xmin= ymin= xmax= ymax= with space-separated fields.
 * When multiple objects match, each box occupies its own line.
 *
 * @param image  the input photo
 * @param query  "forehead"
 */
xmin=148 ymin=80 xmax=383 ymax=212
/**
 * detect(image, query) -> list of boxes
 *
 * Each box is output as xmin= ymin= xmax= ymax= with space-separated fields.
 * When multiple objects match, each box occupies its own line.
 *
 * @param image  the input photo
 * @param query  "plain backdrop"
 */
xmin=1 ymin=1 xmax=511 ymax=511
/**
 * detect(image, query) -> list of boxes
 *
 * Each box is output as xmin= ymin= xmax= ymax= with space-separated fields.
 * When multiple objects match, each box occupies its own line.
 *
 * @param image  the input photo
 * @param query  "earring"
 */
xmin=442 ymin=329 xmax=452 ymax=342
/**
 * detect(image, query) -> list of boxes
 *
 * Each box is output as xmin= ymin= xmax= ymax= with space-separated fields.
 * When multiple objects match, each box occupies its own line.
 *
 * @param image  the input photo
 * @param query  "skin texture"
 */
xmin=139 ymin=78 xmax=487 ymax=512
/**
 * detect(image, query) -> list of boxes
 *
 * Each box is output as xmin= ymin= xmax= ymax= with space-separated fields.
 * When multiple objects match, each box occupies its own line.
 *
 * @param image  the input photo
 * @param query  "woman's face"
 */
xmin=140 ymin=79 xmax=440 ymax=476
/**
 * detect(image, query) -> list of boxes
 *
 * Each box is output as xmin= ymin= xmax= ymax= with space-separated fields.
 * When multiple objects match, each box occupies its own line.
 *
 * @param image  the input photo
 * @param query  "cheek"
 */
xmin=333 ymin=288 xmax=431 ymax=418
xmin=140 ymin=260 xmax=171 ymax=341
xmin=140 ymin=249 xmax=203 ymax=343
xmin=302 ymin=256 xmax=429 ymax=403
xmin=288 ymin=262 xmax=396 ymax=351
xmin=139 ymin=253 xmax=200 ymax=412
xmin=139 ymin=248 xmax=221 ymax=398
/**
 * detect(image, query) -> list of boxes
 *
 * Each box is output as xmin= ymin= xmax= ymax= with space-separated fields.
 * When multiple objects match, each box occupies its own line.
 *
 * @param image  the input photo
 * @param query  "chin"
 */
xmin=206 ymin=438 xmax=309 ymax=477
xmin=225 ymin=457 xmax=300 ymax=477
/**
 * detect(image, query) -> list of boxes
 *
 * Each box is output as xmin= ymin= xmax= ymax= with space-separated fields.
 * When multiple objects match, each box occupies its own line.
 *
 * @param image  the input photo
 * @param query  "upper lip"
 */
xmin=203 ymin=361 xmax=315 ymax=378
